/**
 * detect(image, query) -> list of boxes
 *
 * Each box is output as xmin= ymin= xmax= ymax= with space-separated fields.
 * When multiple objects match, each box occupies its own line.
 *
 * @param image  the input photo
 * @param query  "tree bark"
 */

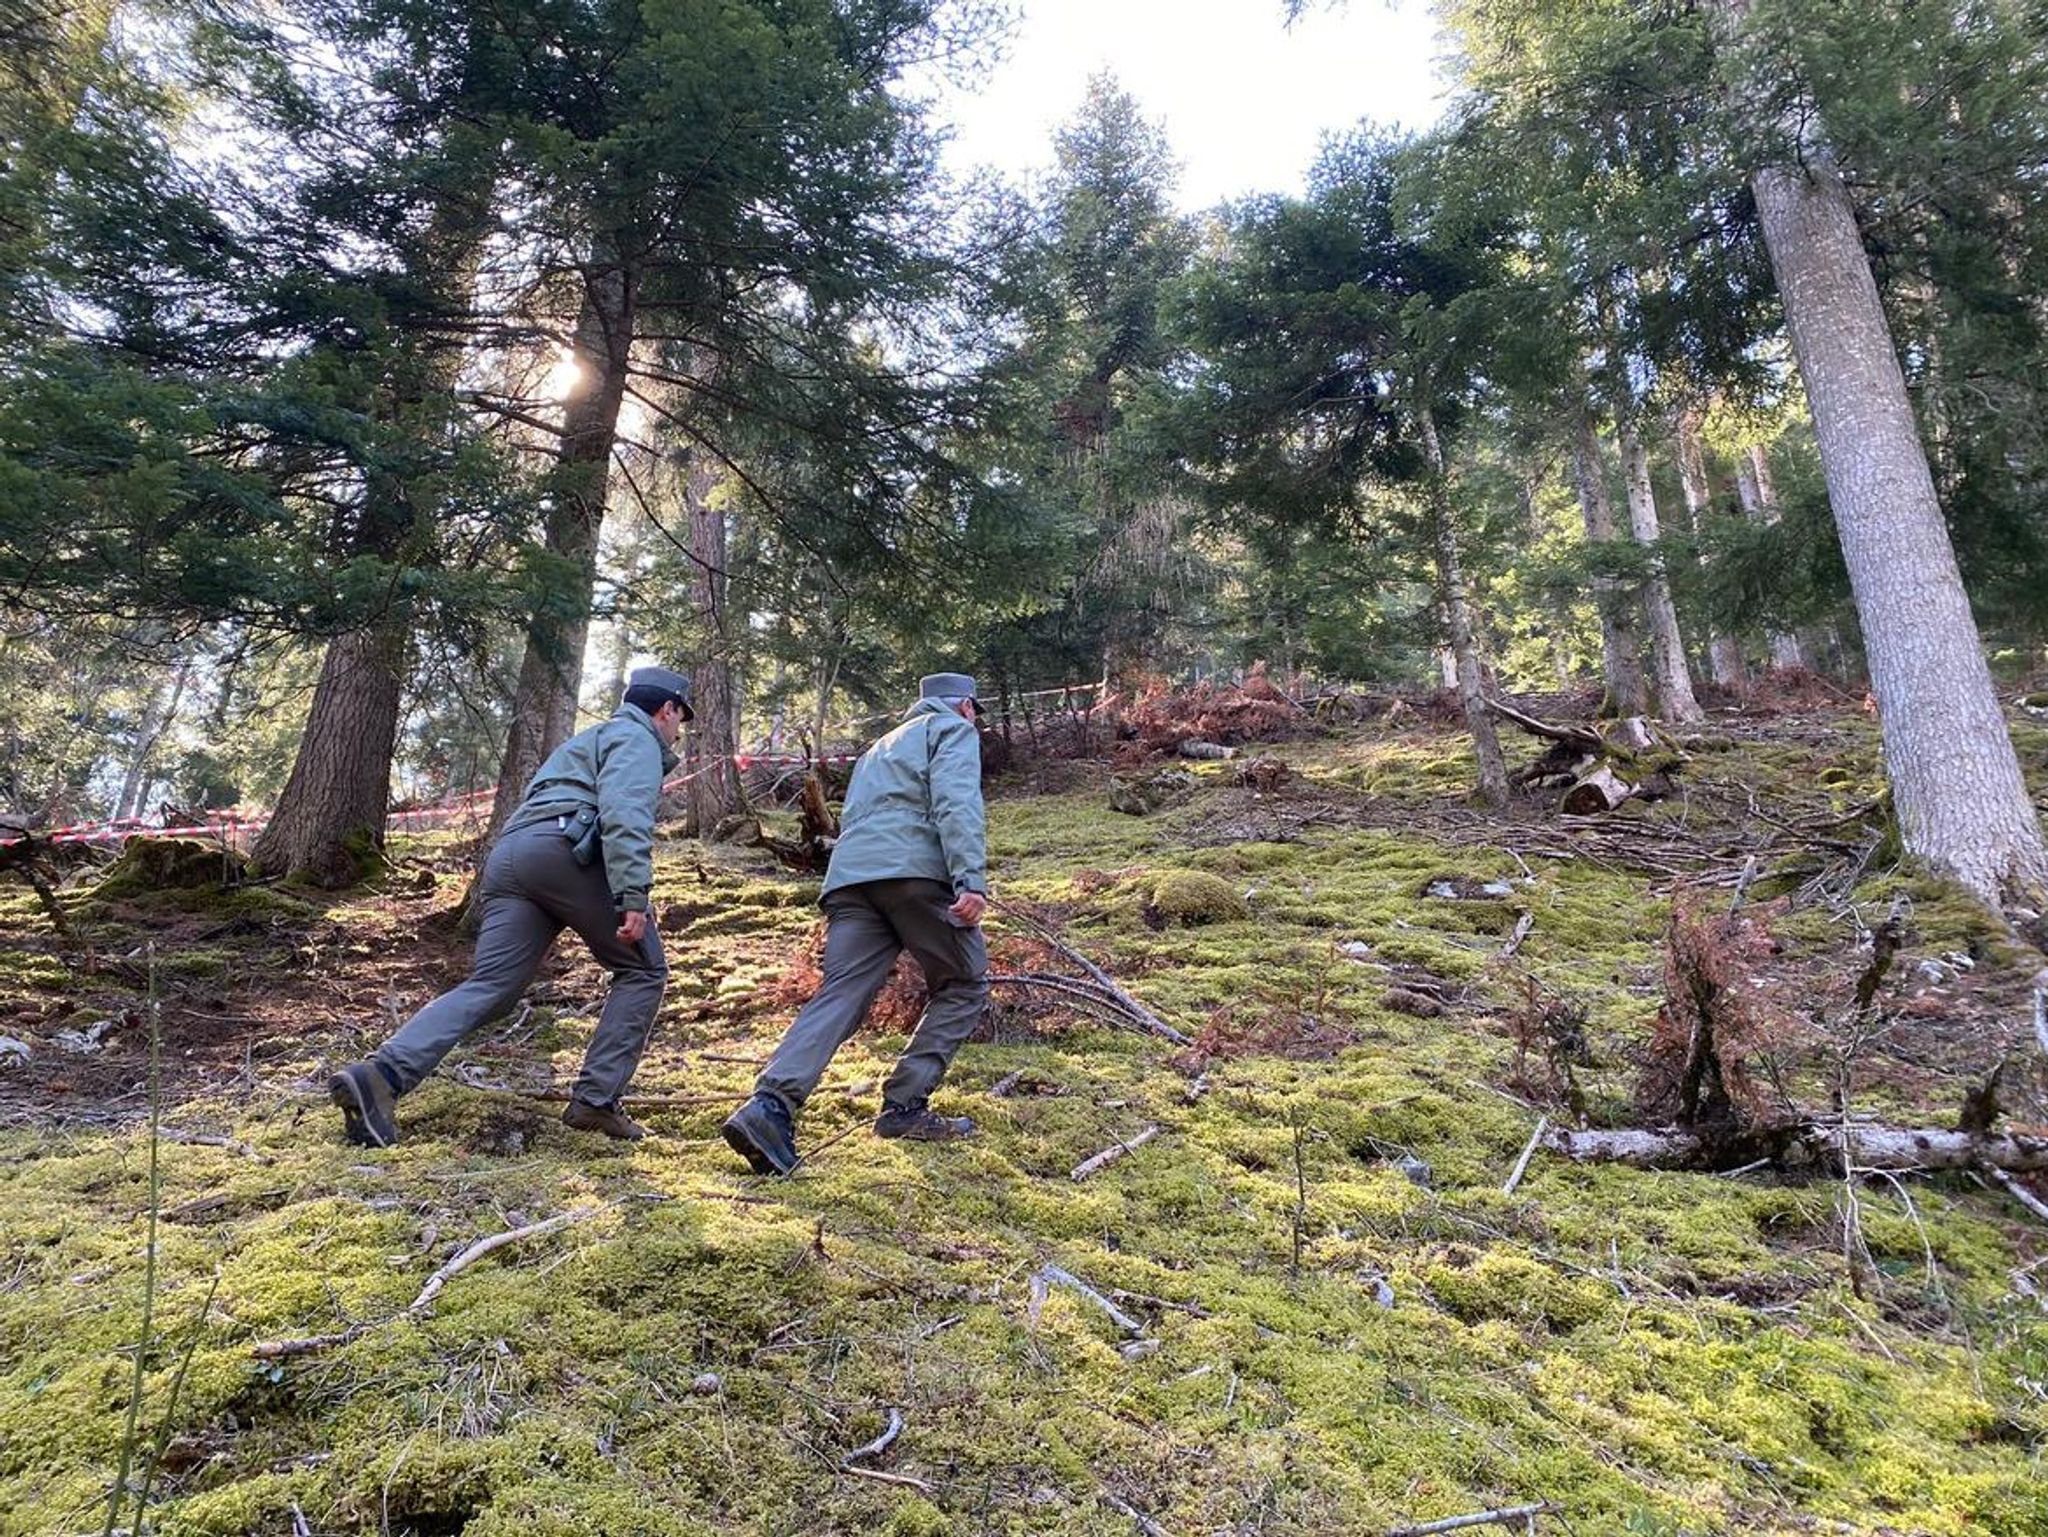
xmin=482 ymin=260 xmax=639 ymax=847
xmin=250 ymin=625 xmax=408 ymax=885
xmin=115 ymin=653 xmax=192 ymax=820
xmin=1733 ymin=445 xmax=1806 ymax=670
xmin=1418 ymin=405 xmax=1508 ymax=808
xmin=682 ymin=449 xmax=745 ymax=836
xmin=1721 ymin=17 xmax=2048 ymax=901
xmin=1674 ymin=407 xmax=1747 ymax=690
xmin=1619 ymin=422 xmax=1704 ymax=722
xmin=1569 ymin=405 xmax=1648 ymax=717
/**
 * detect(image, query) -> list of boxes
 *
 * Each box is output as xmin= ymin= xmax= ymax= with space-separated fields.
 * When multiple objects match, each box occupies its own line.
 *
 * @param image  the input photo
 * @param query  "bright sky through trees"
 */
xmin=922 ymin=0 xmax=1448 ymax=209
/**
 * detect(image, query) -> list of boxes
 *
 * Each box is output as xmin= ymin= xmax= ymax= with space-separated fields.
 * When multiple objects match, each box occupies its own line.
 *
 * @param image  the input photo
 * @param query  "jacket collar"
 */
xmin=905 ymin=697 xmax=957 ymax=722
xmin=614 ymin=702 xmax=680 ymax=773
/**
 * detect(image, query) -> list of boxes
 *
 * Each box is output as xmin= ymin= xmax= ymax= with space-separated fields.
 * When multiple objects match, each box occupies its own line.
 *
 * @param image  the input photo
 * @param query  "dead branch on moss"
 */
xmin=1502 ymin=1116 xmax=1548 ymax=1195
xmin=1071 ymin=1125 xmax=1160 ymax=1182
xmin=992 ymin=899 xmax=1193 ymax=1046
xmin=1386 ymin=1502 xmax=1553 ymax=1536
xmin=1100 ymin=1488 xmax=1179 ymax=1537
xmin=1036 ymin=1263 xmax=1147 ymax=1339
xmin=251 ymin=1205 xmax=607 ymax=1359
xmin=841 ymin=1406 xmax=904 ymax=1467
xmin=1543 ymin=1123 xmax=2048 ymax=1173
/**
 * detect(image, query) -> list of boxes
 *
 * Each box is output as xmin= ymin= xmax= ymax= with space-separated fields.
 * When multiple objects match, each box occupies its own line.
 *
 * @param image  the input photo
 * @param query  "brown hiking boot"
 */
xmin=874 ymin=1102 xmax=977 ymax=1142
xmin=562 ymin=1099 xmax=646 ymax=1141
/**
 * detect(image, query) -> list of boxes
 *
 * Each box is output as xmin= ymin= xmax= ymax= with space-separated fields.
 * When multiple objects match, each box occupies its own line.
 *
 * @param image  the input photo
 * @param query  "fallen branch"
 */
xmin=1502 ymin=1116 xmax=1549 ymax=1196
xmin=1498 ymin=912 xmax=1534 ymax=960
xmin=1544 ymin=1123 xmax=2048 ymax=1173
xmin=1101 ymin=1488 xmax=1178 ymax=1537
xmin=841 ymin=1406 xmax=904 ymax=1466
xmin=994 ymin=900 xmax=1193 ymax=1046
xmin=1039 ymin=1263 xmax=1147 ymax=1338
xmin=252 ymin=1206 xmax=606 ymax=1358
xmin=1072 ymin=1125 xmax=1160 ymax=1182
xmin=1387 ymin=1502 xmax=1552 ymax=1537
xmin=1989 ymin=1168 xmax=2048 ymax=1225
xmin=840 ymin=1466 xmax=932 ymax=1494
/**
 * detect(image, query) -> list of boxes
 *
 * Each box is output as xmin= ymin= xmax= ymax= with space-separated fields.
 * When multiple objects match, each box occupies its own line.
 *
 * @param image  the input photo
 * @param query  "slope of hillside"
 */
xmin=2 ymin=708 xmax=2046 ymax=1536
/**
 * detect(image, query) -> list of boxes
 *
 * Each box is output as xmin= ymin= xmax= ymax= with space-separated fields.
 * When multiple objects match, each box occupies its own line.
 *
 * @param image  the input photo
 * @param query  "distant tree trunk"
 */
xmin=1674 ymin=407 xmax=1747 ymax=690
xmin=251 ymin=625 xmax=407 ymax=884
xmin=115 ymin=653 xmax=192 ymax=820
xmin=482 ymin=259 xmax=639 ymax=847
xmin=1419 ymin=405 xmax=1509 ymax=808
xmin=1619 ymin=423 xmax=1704 ymax=723
xmin=1519 ymin=475 xmax=1574 ymax=690
xmin=682 ymin=450 xmax=745 ymax=836
xmin=1569 ymin=406 xmax=1648 ymax=717
xmin=1733 ymin=446 xmax=1807 ymax=671
xmin=1727 ymin=34 xmax=2048 ymax=901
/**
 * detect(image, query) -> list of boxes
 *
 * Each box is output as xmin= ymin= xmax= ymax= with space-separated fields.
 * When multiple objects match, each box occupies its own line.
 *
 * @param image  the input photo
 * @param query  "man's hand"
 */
xmin=616 ymin=907 xmax=649 ymax=945
xmin=947 ymin=890 xmax=987 ymax=927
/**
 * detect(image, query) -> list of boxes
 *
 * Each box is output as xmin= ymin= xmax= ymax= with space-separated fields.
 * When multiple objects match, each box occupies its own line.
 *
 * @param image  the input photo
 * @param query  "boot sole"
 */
xmin=329 ymin=1072 xmax=397 ymax=1148
xmin=721 ymin=1116 xmax=793 ymax=1177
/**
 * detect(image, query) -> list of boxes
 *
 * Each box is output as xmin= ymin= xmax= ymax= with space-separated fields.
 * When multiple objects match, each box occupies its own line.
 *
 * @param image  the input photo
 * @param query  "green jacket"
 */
xmin=504 ymin=704 xmax=677 ymax=912
xmin=822 ymin=699 xmax=986 ymax=899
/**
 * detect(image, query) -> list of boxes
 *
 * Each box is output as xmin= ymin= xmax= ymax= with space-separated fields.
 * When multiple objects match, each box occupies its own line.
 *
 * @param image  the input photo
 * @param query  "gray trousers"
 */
xmin=375 ymin=821 xmax=666 ymax=1107
xmin=756 ymin=877 xmax=988 ymax=1116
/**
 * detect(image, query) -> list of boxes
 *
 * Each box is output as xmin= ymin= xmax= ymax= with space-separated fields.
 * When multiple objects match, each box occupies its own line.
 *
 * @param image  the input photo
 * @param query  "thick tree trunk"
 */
xmin=1619 ymin=423 xmax=1704 ymax=722
xmin=1674 ymin=408 xmax=1747 ymax=690
xmin=250 ymin=624 xmax=407 ymax=885
xmin=482 ymin=262 xmax=639 ymax=846
xmin=1569 ymin=406 xmax=1648 ymax=717
xmin=1737 ymin=106 xmax=2048 ymax=900
xmin=115 ymin=653 xmax=191 ymax=820
xmin=1419 ymin=406 xmax=1508 ymax=808
xmin=1733 ymin=446 xmax=1806 ymax=670
xmin=682 ymin=451 xmax=745 ymax=836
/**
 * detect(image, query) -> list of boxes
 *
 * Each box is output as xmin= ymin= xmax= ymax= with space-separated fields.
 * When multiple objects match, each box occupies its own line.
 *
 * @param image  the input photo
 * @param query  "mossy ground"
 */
xmin=2 ymin=706 xmax=2046 ymax=1536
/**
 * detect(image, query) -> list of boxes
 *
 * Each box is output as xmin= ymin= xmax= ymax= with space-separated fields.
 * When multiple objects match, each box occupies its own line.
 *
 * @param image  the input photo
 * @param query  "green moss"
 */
xmin=1144 ymin=869 xmax=1247 ymax=925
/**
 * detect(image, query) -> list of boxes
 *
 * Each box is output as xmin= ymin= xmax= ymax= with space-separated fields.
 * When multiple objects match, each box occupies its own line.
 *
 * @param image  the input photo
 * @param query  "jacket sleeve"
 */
xmin=925 ymin=715 xmax=987 ymax=895
xmin=595 ymin=723 xmax=663 ymax=911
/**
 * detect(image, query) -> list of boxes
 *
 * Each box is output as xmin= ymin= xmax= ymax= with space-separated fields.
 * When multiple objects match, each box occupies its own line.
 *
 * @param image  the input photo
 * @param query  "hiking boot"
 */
xmin=329 ymin=1061 xmax=400 ymax=1148
xmin=562 ymin=1099 xmax=647 ymax=1141
xmin=874 ymin=1101 xmax=977 ymax=1143
xmin=722 ymin=1093 xmax=799 ymax=1176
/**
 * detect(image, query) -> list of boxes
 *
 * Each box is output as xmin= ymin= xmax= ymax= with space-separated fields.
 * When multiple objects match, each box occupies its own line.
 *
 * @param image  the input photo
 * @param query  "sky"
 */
xmin=922 ymin=0 xmax=1453 ymax=211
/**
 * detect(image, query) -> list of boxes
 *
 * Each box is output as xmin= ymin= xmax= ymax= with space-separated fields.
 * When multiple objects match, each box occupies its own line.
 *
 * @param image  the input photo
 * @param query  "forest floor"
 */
xmin=2 ymin=696 xmax=2047 ymax=1536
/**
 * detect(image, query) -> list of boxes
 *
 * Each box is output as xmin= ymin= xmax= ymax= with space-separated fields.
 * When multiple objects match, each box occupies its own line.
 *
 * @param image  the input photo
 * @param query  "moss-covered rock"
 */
xmin=1144 ymin=869 xmax=1246 ymax=925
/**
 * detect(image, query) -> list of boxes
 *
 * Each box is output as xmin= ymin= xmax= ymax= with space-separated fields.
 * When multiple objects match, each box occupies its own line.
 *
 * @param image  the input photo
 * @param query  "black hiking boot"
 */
xmin=721 ymin=1093 xmax=799 ymax=1176
xmin=874 ymin=1101 xmax=977 ymax=1143
xmin=562 ymin=1099 xmax=647 ymax=1141
xmin=329 ymin=1061 xmax=400 ymax=1148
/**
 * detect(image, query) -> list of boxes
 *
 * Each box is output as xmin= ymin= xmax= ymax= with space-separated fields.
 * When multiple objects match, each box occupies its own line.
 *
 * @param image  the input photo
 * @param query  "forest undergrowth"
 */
xmin=1 ymin=700 xmax=2046 ymax=1536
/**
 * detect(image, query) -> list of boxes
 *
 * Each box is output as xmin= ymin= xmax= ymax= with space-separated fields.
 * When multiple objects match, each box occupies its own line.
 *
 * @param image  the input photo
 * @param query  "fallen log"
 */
xmin=1072 ymin=1125 xmax=1160 ymax=1182
xmin=1545 ymin=1123 xmax=2048 ymax=1174
xmin=1561 ymin=764 xmax=1632 ymax=816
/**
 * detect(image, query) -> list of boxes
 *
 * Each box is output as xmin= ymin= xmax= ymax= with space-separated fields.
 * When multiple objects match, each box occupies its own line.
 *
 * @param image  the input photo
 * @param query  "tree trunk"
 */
xmin=482 ymin=260 xmax=639 ymax=846
xmin=115 ymin=653 xmax=192 ymax=820
xmin=682 ymin=450 xmax=745 ymax=836
xmin=250 ymin=624 xmax=408 ymax=885
xmin=1519 ymin=475 xmax=1575 ymax=690
xmin=1618 ymin=424 xmax=1704 ymax=723
xmin=1729 ymin=56 xmax=2048 ymax=901
xmin=1418 ymin=405 xmax=1509 ymax=808
xmin=1733 ymin=445 xmax=1806 ymax=670
xmin=1674 ymin=407 xmax=1747 ymax=690
xmin=1569 ymin=405 xmax=1648 ymax=717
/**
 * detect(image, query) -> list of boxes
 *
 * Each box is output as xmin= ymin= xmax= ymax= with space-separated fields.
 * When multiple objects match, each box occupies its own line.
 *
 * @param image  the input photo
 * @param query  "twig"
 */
xmin=1387 ymin=1502 xmax=1552 ymax=1536
xmin=102 ymin=943 xmax=163 ymax=1537
xmin=2033 ymin=987 xmax=2048 ymax=1060
xmin=1101 ymin=1488 xmax=1178 ymax=1537
xmin=1498 ymin=911 xmax=1535 ymax=959
xmin=1989 ymin=1167 xmax=2048 ymax=1225
xmin=989 ymin=1068 xmax=1028 ymax=1097
xmin=1182 ymin=1071 xmax=1211 ymax=1105
xmin=161 ymin=1130 xmax=272 ymax=1163
xmin=1502 ymin=1116 xmax=1549 ymax=1196
xmin=841 ymin=1406 xmax=904 ymax=1466
xmin=1071 ymin=1125 xmax=1160 ymax=1182
xmin=290 ymin=1502 xmax=311 ymax=1537
xmin=1040 ymin=1264 xmax=1147 ymax=1338
xmin=1728 ymin=854 xmax=1760 ymax=913
xmin=840 ymin=1466 xmax=932 ymax=1493
xmin=993 ymin=900 xmax=1193 ymax=1045
xmin=252 ymin=1206 xmax=607 ymax=1358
